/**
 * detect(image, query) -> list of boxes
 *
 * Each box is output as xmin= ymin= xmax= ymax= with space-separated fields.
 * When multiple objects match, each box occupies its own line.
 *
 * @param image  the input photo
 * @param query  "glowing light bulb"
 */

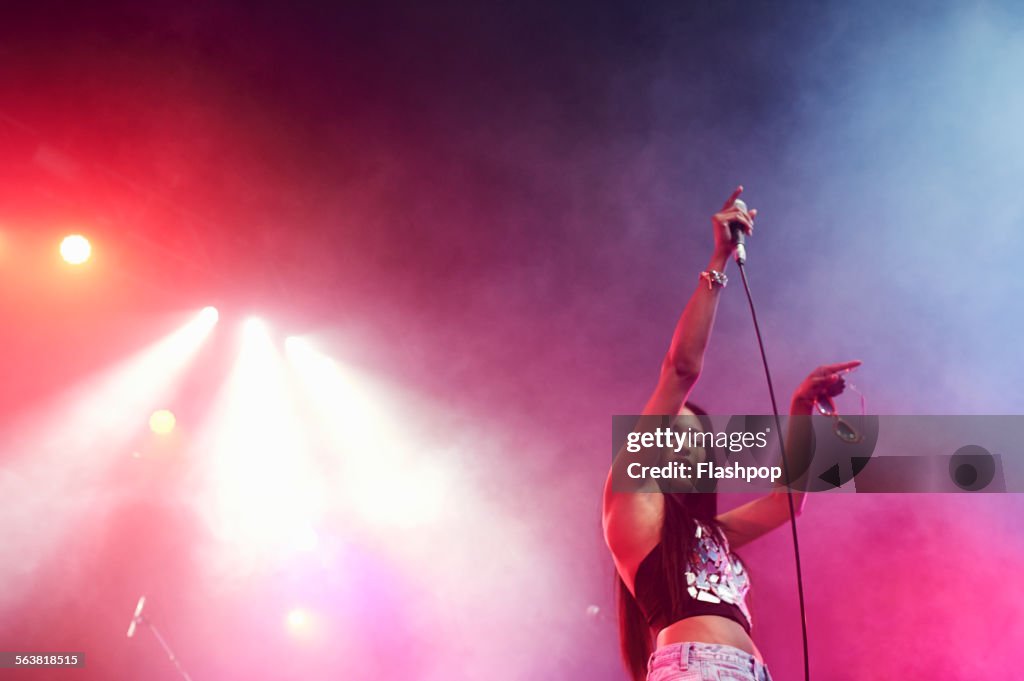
xmin=149 ymin=409 xmax=177 ymax=435
xmin=60 ymin=234 xmax=91 ymax=265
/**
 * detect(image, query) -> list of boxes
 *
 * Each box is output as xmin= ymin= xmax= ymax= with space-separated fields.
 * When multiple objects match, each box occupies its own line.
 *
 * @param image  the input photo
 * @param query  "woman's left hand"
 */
xmin=791 ymin=360 xmax=863 ymax=414
xmin=711 ymin=186 xmax=757 ymax=259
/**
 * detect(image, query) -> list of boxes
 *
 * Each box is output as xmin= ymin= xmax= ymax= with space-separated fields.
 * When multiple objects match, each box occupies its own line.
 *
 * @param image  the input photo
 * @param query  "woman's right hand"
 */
xmin=712 ymin=185 xmax=757 ymax=259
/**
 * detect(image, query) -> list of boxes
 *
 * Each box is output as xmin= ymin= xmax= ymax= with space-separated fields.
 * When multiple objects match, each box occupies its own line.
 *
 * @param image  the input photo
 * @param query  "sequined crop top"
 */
xmin=633 ymin=520 xmax=752 ymax=634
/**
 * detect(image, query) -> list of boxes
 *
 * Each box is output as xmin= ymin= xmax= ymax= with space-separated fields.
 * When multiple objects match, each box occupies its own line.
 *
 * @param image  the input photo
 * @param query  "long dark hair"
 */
xmin=615 ymin=403 xmax=725 ymax=681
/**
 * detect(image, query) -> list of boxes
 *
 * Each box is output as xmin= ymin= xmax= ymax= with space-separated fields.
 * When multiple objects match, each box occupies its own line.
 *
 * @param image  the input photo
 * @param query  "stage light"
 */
xmin=149 ymin=409 xmax=176 ymax=435
xmin=283 ymin=606 xmax=328 ymax=645
xmin=0 ymin=308 xmax=220 ymax=609
xmin=194 ymin=317 xmax=325 ymax=564
xmin=243 ymin=316 xmax=268 ymax=339
xmin=200 ymin=306 xmax=219 ymax=325
xmin=285 ymin=607 xmax=317 ymax=638
xmin=60 ymin=234 xmax=91 ymax=265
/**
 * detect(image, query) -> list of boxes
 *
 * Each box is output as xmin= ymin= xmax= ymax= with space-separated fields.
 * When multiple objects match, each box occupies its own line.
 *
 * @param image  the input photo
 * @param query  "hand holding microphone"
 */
xmin=711 ymin=185 xmax=756 ymax=264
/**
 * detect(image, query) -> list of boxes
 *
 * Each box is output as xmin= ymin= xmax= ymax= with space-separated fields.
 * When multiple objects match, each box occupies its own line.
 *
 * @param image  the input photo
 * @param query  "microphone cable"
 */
xmin=735 ymin=256 xmax=812 ymax=681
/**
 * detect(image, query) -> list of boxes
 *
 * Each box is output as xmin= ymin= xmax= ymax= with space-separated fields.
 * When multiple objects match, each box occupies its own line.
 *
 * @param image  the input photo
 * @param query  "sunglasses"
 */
xmin=814 ymin=372 xmax=865 ymax=444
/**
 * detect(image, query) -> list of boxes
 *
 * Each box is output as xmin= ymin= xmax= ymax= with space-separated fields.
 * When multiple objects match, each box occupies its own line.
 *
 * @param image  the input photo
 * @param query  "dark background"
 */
xmin=2 ymin=1 xmax=1023 ymax=679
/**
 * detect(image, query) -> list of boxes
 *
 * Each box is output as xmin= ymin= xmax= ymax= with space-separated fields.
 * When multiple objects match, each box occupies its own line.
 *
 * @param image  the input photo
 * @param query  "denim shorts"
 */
xmin=647 ymin=642 xmax=773 ymax=681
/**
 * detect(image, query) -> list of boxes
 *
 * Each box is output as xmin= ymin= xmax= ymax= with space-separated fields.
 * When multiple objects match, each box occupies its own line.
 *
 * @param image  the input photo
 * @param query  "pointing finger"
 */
xmin=721 ymin=185 xmax=743 ymax=210
xmin=822 ymin=360 xmax=863 ymax=374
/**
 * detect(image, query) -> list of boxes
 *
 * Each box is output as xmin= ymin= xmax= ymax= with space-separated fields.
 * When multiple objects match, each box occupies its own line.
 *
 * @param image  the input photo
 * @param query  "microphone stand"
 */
xmin=729 ymin=205 xmax=811 ymax=681
xmin=130 ymin=614 xmax=194 ymax=681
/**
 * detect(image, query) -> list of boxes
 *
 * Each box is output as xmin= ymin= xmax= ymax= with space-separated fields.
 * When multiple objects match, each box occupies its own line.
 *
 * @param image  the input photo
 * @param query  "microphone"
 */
xmin=126 ymin=596 xmax=146 ymax=638
xmin=730 ymin=198 xmax=748 ymax=265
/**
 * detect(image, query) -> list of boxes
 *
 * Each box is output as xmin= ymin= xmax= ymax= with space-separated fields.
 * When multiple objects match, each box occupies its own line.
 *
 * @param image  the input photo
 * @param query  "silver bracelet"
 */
xmin=699 ymin=269 xmax=728 ymax=291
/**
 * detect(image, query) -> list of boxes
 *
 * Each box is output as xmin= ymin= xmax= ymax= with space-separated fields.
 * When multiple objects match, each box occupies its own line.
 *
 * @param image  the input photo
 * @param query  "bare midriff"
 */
xmin=655 ymin=615 xmax=762 ymax=663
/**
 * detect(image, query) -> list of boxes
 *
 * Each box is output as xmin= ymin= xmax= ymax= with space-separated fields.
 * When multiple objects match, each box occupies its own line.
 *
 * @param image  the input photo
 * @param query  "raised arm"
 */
xmin=716 ymin=360 xmax=862 ymax=550
xmin=642 ymin=186 xmax=756 ymax=416
xmin=604 ymin=187 xmax=756 ymax=584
